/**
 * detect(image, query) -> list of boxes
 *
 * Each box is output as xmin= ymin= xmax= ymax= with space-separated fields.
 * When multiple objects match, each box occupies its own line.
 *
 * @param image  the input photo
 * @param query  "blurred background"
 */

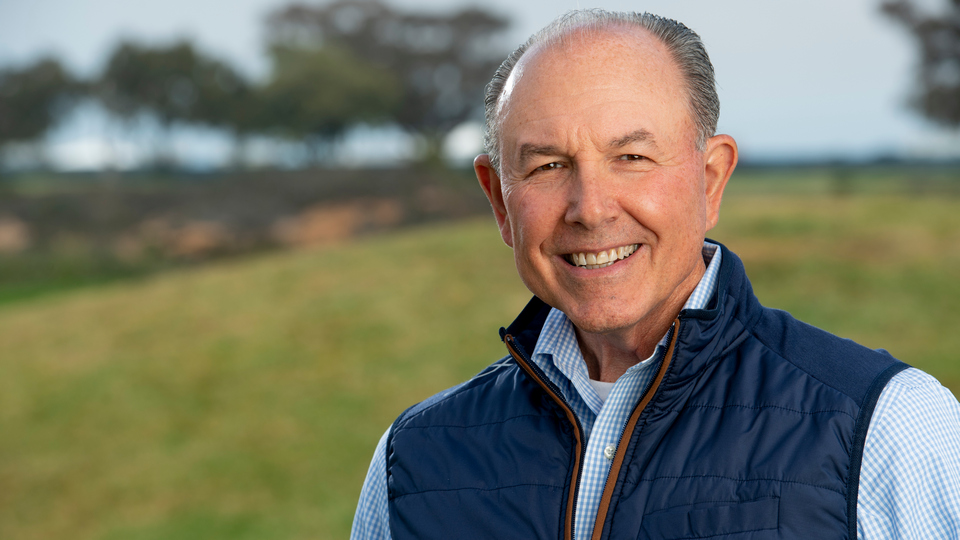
xmin=0 ymin=0 xmax=957 ymax=538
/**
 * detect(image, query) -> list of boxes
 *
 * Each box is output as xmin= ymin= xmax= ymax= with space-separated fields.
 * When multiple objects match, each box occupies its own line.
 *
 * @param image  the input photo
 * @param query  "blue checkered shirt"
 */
xmin=352 ymin=242 xmax=960 ymax=539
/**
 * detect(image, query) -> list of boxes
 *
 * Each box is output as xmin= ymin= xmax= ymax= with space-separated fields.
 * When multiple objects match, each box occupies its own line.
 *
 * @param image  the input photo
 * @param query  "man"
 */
xmin=353 ymin=10 xmax=960 ymax=539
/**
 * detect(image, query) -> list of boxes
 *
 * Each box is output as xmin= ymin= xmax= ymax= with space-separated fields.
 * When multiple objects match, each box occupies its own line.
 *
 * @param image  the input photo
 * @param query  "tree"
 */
xmin=259 ymin=43 xmax=402 ymax=163
xmin=0 ymin=57 xmax=81 ymax=168
xmin=97 ymin=40 xmax=255 ymax=167
xmin=188 ymin=54 xmax=263 ymax=168
xmin=265 ymin=0 xmax=510 ymax=161
xmin=882 ymin=0 xmax=960 ymax=128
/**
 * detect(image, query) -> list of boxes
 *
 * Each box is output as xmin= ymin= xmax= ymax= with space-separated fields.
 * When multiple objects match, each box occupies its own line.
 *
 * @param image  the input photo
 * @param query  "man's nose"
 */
xmin=563 ymin=164 xmax=619 ymax=229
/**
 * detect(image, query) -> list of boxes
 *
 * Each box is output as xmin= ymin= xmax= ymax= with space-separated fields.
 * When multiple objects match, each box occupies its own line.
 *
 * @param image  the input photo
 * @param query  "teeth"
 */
xmin=567 ymin=244 xmax=638 ymax=269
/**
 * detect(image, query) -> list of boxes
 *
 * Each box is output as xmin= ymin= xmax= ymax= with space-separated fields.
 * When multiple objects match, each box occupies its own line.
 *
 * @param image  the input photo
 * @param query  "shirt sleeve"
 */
xmin=351 ymin=427 xmax=393 ymax=540
xmin=857 ymin=368 xmax=960 ymax=539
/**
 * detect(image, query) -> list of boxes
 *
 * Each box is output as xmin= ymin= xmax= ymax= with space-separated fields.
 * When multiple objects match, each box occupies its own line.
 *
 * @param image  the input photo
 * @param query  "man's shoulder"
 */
xmin=736 ymin=305 xmax=907 ymax=405
xmin=392 ymin=355 xmax=530 ymax=431
xmin=752 ymin=306 xmax=895 ymax=359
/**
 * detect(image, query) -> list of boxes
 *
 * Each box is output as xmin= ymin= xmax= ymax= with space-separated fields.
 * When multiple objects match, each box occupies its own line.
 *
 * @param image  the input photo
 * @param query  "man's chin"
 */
xmin=561 ymin=307 xmax=640 ymax=337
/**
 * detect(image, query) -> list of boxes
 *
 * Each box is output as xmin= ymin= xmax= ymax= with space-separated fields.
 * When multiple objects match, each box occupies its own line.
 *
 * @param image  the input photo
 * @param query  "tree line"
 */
xmin=2 ymin=0 xmax=956 ymax=171
xmin=0 ymin=0 xmax=509 ymax=169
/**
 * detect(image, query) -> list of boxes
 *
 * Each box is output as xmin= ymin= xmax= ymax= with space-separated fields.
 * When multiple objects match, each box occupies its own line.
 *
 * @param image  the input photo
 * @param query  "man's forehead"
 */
xmin=500 ymin=24 xmax=669 ymax=108
xmin=497 ymin=27 xmax=681 ymax=131
xmin=495 ymin=25 xmax=690 ymax=160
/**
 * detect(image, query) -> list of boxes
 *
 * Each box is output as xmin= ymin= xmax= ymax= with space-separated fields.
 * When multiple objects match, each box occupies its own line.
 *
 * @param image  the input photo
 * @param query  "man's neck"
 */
xmin=575 ymin=258 xmax=707 ymax=383
xmin=574 ymin=309 xmax=676 ymax=382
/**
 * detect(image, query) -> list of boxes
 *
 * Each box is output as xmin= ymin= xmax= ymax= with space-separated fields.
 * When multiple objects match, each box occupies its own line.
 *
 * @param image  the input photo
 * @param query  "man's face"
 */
xmin=477 ymin=27 xmax=735 ymax=338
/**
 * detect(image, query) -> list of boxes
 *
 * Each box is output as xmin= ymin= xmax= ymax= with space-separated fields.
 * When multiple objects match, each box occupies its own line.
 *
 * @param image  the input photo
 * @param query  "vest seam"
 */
xmin=646 ymin=495 xmax=777 ymax=512
xmin=746 ymin=322 xmax=859 ymax=403
xmin=664 ymin=403 xmax=856 ymax=419
xmin=644 ymin=524 xmax=778 ymax=540
xmin=394 ymin=413 xmax=555 ymax=433
xmin=621 ymin=475 xmax=845 ymax=496
xmin=391 ymin=482 xmax=566 ymax=501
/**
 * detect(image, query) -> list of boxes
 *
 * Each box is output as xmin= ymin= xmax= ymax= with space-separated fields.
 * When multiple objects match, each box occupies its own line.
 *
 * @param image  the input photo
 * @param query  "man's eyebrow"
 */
xmin=609 ymin=129 xmax=657 ymax=150
xmin=517 ymin=143 xmax=565 ymax=166
xmin=515 ymin=130 xmax=657 ymax=166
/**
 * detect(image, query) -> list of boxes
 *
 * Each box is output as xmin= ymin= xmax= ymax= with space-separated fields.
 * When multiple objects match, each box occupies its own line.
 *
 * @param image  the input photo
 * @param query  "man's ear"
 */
xmin=474 ymin=154 xmax=513 ymax=247
xmin=702 ymin=134 xmax=738 ymax=231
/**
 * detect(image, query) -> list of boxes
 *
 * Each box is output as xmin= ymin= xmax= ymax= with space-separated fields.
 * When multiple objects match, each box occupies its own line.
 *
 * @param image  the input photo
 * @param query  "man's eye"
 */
xmin=619 ymin=154 xmax=646 ymax=161
xmin=534 ymin=162 xmax=563 ymax=172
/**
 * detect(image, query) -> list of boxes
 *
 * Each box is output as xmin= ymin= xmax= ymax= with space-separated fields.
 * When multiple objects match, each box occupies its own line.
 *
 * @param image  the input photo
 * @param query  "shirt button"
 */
xmin=603 ymin=445 xmax=616 ymax=460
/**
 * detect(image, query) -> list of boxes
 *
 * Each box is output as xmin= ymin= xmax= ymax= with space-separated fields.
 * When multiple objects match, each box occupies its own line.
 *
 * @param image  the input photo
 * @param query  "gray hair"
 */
xmin=483 ymin=9 xmax=720 ymax=174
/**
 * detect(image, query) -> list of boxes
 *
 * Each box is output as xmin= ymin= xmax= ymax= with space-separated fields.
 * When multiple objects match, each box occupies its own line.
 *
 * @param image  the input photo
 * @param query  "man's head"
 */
xmin=483 ymin=10 xmax=721 ymax=177
xmin=474 ymin=10 xmax=738 ymax=346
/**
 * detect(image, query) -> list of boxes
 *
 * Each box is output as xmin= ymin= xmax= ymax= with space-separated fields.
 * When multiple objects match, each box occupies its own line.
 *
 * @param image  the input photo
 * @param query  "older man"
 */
xmin=353 ymin=10 xmax=960 ymax=540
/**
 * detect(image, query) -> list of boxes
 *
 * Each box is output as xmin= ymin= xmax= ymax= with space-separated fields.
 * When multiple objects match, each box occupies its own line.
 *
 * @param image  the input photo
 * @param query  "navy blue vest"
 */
xmin=386 ymin=243 xmax=907 ymax=539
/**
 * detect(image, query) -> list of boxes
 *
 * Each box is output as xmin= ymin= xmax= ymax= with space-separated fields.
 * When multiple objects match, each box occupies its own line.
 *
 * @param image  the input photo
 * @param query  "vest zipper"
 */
xmin=588 ymin=318 xmax=681 ymax=540
xmin=504 ymin=334 xmax=586 ymax=540
xmin=607 ymin=321 xmax=675 ymax=466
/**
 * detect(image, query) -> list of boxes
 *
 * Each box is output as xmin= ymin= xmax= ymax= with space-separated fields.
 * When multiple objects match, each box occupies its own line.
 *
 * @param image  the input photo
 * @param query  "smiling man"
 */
xmin=352 ymin=10 xmax=960 ymax=540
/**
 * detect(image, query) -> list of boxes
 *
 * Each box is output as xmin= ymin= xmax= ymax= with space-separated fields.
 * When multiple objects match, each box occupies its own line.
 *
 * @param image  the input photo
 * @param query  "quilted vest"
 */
xmin=386 ymin=243 xmax=907 ymax=539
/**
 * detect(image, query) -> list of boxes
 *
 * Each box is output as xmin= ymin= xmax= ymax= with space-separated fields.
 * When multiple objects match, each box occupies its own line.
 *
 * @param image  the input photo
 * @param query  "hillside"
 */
xmin=1 ymin=191 xmax=958 ymax=540
xmin=0 ymin=219 xmax=530 ymax=540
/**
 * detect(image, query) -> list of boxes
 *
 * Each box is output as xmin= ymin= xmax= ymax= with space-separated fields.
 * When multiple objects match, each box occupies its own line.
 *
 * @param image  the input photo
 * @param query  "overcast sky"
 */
xmin=1 ymin=0 xmax=958 ymax=164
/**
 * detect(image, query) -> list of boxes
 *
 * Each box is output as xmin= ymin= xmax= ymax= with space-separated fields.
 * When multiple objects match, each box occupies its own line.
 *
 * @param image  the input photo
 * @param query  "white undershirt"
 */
xmin=588 ymin=379 xmax=616 ymax=402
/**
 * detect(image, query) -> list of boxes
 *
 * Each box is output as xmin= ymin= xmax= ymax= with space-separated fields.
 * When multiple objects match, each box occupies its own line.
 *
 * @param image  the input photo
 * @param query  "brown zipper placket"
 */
xmin=589 ymin=318 xmax=680 ymax=540
xmin=504 ymin=335 xmax=583 ymax=540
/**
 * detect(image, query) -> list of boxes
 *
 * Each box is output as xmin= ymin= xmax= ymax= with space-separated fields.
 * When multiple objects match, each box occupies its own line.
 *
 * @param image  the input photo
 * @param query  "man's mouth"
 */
xmin=565 ymin=244 xmax=639 ymax=269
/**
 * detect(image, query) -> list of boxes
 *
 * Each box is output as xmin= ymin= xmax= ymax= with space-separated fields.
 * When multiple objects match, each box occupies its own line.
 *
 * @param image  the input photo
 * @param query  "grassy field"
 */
xmin=0 ymin=179 xmax=958 ymax=539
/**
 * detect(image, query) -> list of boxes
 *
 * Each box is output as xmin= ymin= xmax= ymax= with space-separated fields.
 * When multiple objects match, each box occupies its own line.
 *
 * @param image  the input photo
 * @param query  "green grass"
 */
xmin=0 ymin=251 xmax=167 ymax=306
xmin=0 ymin=220 xmax=530 ymax=540
xmin=0 ymin=187 xmax=958 ymax=539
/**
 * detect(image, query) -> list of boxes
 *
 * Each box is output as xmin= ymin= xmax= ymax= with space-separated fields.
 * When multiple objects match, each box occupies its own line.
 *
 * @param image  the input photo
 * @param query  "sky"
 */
xmin=1 ymin=0 xmax=958 ymax=167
